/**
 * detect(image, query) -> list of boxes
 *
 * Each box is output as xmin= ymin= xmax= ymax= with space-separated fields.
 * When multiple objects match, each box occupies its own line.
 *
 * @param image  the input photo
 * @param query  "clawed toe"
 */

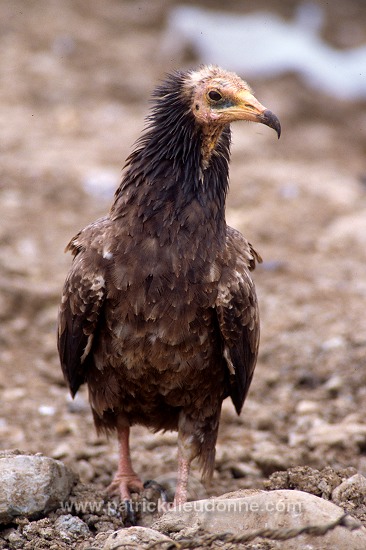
xmin=123 ymin=499 xmax=137 ymax=526
xmin=106 ymin=474 xmax=144 ymax=500
xmin=105 ymin=473 xmax=144 ymax=526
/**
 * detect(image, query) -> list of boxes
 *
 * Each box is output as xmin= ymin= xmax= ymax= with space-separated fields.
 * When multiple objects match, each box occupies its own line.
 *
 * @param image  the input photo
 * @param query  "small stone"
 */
xmin=321 ymin=337 xmax=346 ymax=351
xmin=323 ymin=375 xmax=343 ymax=395
xmin=296 ymin=400 xmax=320 ymax=415
xmin=332 ymin=474 xmax=366 ymax=507
xmin=103 ymin=526 xmax=173 ymax=549
xmin=51 ymin=442 xmax=73 ymax=459
xmin=3 ymin=528 xmax=24 ymax=549
xmin=54 ymin=514 xmax=90 ymax=541
xmin=2 ymin=388 xmax=26 ymax=401
xmin=38 ymin=405 xmax=56 ymax=416
xmin=66 ymin=392 xmax=90 ymax=414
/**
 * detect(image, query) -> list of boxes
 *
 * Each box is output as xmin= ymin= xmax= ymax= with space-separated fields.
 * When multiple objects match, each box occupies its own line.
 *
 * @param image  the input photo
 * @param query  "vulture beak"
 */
xmin=234 ymin=90 xmax=281 ymax=139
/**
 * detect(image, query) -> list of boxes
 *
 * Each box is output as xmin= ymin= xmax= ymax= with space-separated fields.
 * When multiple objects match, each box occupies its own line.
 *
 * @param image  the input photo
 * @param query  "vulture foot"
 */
xmin=106 ymin=473 xmax=144 ymax=501
xmin=106 ymin=474 xmax=144 ymax=527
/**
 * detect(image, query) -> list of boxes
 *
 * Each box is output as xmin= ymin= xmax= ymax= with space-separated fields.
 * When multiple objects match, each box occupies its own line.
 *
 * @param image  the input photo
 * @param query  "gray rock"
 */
xmin=153 ymin=489 xmax=366 ymax=550
xmin=103 ymin=526 xmax=173 ymax=549
xmin=0 ymin=450 xmax=75 ymax=524
xmin=54 ymin=514 xmax=90 ymax=542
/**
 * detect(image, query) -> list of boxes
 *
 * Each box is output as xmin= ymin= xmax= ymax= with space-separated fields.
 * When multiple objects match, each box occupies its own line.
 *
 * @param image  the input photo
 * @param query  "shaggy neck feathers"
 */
xmin=111 ymin=71 xmax=231 ymax=226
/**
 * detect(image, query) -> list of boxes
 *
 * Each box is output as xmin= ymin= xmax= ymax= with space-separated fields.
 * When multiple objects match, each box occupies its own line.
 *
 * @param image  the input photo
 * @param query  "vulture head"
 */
xmin=185 ymin=65 xmax=281 ymax=135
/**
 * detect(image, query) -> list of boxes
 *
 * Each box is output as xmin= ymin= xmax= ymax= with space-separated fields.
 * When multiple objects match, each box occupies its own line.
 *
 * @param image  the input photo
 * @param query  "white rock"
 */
xmin=323 ymin=374 xmax=344 ymax=397
xmin=103 ymin=526 xmax=173 ymax=550
xmin=0 ymin=451 xmax=75 ymax=524
xmin=296 ymin=400 xmax=320 ymax=415
xmin=38 ymin=405 xmax=56 ymax=416
xmin=66 ymin=392 xmax=89 ymax=413
xmin=321 ymin=337 xmax=346 ymax=351
xmin=153 ymin=489 xmax=366 ymax=549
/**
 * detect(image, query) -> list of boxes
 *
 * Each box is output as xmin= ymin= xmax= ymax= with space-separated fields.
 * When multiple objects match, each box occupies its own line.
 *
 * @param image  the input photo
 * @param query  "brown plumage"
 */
xmin=58 ymin=65 xmax=280 ymax=505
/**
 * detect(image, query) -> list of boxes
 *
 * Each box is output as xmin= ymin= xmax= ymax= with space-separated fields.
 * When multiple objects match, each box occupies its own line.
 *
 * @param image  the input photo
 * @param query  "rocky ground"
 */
xmin=1 ymin=0 xmax=366 ymax=548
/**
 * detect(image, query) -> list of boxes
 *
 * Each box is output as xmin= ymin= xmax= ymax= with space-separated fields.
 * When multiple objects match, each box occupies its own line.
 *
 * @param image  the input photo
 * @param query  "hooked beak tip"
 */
xmin=261 ymin=109 xmax=281 ymax=139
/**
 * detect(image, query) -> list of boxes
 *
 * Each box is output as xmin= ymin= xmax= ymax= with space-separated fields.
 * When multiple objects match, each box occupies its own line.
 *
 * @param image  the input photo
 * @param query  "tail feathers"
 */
xmin=198 ymin=443 xmax=216 ymax=482
xmin=178 ymin=412 xmax=221 ymax=482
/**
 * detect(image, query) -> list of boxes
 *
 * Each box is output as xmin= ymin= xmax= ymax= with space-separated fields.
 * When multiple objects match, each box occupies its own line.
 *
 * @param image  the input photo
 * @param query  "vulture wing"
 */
xmin=216 ymin=227 xmax=261 ymax=415
xmin=58 ymin=222 xmax=107 ymax=397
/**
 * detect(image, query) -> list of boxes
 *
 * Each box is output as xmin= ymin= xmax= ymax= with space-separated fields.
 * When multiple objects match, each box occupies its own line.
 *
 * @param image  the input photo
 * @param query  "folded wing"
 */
xmin=216 ymin=227 xmax=261 ymax=414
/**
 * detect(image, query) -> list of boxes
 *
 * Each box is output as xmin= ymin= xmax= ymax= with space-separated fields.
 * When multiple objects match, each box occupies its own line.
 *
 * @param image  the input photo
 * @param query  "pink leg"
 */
xmin=107 ymin=426 xmax=144 ymax=500
xmin=174 ymin=450 xmax=191 ymax=505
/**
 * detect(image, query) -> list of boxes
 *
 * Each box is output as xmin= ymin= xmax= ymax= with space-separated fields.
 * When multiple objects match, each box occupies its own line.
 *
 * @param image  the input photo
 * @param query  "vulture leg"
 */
xmin=174 ymin=409 xmax=222 ymax=505
xmin=174 ymin=414 xmax=199 ymax=505
xmin=107 ymin=425 xmax=144 ymax=500
xmin=174 ymin=449 xmax=191 ymax=505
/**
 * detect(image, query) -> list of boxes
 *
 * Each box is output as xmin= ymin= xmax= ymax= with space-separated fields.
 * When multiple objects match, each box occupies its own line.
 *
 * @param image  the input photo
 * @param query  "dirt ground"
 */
xmin=1 ymin=0 xmax=366 ymax=548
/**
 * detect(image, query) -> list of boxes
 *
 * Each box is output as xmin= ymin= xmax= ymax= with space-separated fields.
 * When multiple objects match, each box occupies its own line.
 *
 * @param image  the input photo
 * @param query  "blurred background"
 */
xmin=1 ymin=0 xmax=366 ymax=535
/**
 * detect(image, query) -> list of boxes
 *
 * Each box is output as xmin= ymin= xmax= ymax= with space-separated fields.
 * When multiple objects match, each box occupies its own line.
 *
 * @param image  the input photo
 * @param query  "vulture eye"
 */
xmin=208 ymin=90 xmax=223 ymax=102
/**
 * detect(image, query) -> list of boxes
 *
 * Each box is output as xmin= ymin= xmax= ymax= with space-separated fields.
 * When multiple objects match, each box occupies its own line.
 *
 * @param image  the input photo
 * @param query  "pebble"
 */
xmin=51 ymin=442 xmax=74 ymax=459
xmin=54 ymin=514 xmax=90 ymax=542
xmin=38 ymin=405 xmax=56 ymax=416
xmin=66 ymin=392 xmax=90 ymax=413
xmin=321 ymin=336 xmax=346 ymax=351
xmin=2 ymin=387 xmax=27 ymax=400
xmin=295 ymin=400 xmax=320 ymax=415
xmin=2 ymin=529 xmax=24 ymax=549
xmin=332 ymin=474 xmax=366 ymax=507
xmin=0 ymin=451 xmax=75 ymax=524
xmin=323 ymin=374 xmax=344 ymax=395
